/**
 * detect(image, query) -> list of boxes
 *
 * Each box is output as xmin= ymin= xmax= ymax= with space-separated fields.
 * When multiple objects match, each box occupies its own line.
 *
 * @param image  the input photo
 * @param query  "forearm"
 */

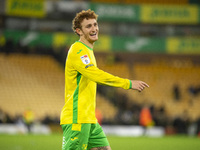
xmin=78 ymin=66 xmax=131 ymax=90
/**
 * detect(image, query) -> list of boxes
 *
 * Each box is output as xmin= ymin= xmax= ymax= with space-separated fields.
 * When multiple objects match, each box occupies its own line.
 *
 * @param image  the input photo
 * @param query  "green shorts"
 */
xmin=61 ymin=123 xmax=109 ymax=150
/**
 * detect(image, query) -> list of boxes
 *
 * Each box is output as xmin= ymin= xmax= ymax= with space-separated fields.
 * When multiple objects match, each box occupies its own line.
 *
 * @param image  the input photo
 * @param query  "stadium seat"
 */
xmin=0 ymin=54 xmax=65 ymax=121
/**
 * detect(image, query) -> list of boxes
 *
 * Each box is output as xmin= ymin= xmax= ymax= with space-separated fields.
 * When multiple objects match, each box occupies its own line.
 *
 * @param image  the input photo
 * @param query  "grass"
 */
xmin=0 ymin=133 xmax=62 ymax=150
xmin=0 ymin=134 xmax=200 ymax=150
xmin=109 ymin=135 xmax=200 ymax=150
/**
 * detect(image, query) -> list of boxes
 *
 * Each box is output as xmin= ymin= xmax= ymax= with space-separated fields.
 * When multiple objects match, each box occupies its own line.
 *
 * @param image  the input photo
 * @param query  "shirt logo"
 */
xmin=85 ymin=64 xmax=94 ymax=68
xmin=80 ymin=55 xmax=90 ymax=65
xmin=71 ymin=137 xmax=78 ymax=141
xmin=77 ymin=49 xmax=83 ymax=54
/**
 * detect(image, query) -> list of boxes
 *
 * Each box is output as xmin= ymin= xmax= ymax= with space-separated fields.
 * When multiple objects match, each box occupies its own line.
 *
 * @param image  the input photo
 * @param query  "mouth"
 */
xmin=90 ymin=32 xmax=97 ymax=37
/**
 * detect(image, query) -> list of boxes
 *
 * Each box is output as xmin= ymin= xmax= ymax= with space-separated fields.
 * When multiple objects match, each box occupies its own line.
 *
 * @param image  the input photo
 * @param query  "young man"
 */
xmin=60 ymin=9 xmax=149 ymax=150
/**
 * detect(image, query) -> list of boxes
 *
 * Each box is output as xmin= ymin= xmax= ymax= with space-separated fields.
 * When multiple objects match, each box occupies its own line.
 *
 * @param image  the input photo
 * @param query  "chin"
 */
xmin=94 ymin=38 xmax=98 ymax=42
xmin=90 ymin=38 xmax=98 ymax=43
xmin=89 ymin=36 xmax=98 ymax=41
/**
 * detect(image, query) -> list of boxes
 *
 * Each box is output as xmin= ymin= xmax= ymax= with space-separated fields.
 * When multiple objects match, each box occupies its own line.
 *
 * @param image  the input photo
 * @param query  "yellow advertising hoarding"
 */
xmin=6 ymin=0 xmax=45 ymax=18
xmin=141 ymin=5 xmax=199 ymax=24
xmin=53 ymin=33 xmax=111 ymax=52
xmin=94 ymin=35 xmax=111 ymax=52
xmin=167 ymin=37 xmax=200 ymax=54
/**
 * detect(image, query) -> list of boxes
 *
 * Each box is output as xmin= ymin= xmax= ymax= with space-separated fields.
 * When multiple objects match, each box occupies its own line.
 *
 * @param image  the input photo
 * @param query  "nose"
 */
xmin=91 ymin=25 xmax=96 ymax=31
xmin=92 ymin=25 xmax=98 ymax=32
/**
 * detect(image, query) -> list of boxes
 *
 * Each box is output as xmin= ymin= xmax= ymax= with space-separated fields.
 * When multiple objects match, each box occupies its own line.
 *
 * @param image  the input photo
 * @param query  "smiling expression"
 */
xmin=76 ymin=18 xmax=99 ymax=48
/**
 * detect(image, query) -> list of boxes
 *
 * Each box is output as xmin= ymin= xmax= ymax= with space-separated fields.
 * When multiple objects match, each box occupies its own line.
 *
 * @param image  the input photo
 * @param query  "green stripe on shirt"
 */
xmin=73 ymin=72 xmax=81 ymax=123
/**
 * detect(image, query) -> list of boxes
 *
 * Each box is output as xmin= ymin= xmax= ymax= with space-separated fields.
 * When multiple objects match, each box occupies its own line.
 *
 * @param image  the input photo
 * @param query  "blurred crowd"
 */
xmin=0 ymin=108 xmax=60 ymax=131
xmin=97 ymin=85 xmax=200 ymax=136
xmin=1 ymin=100 xmax=200 ymax=136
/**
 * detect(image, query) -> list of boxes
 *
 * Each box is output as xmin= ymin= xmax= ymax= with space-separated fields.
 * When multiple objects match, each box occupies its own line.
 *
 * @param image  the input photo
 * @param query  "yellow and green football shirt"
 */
xmin=60 ymin=41 xmax=132 ymax=124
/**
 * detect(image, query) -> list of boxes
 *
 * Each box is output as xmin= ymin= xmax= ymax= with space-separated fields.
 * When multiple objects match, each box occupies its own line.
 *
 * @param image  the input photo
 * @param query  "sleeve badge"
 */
xmin=80 ymin=55 xmax=90 ymax=65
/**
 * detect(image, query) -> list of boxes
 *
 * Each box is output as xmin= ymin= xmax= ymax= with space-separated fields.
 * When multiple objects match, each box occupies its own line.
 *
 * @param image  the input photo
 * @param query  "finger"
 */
xmin=141 ymin=82 xmax=149 ymax=87
xmin=138 ymin=86 xmax=143 ymax=91
xmin=139 ymin=82 xmax=146 ymax=89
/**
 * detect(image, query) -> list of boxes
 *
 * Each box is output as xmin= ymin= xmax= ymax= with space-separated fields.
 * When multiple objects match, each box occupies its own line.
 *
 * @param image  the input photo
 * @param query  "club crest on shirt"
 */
xmin=80 ymin=55 xmax=90 ymax=65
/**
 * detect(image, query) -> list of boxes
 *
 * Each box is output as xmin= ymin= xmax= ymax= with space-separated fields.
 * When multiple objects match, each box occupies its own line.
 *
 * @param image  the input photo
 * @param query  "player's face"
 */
xmin=78 ymin=18 xmax=99 ymax=44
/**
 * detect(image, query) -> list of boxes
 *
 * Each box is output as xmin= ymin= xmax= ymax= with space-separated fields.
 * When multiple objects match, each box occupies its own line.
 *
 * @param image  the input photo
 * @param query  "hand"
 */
xmin=131 ymin=80 xmax=149 ymax=92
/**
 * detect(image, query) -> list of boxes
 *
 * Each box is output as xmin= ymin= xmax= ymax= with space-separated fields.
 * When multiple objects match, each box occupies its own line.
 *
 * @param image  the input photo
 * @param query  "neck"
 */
xmin=79 ymin=38 xmax=94 ymax=49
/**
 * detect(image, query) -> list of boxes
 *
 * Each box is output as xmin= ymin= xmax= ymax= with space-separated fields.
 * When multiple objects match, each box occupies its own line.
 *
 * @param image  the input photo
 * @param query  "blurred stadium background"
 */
xmin=0 ymin=0 xmax=200 ymax=149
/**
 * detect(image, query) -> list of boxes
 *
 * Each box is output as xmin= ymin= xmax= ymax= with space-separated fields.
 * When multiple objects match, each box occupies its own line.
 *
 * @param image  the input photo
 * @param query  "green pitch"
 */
xmin=0 ymin=134 xmax=199 ymax=150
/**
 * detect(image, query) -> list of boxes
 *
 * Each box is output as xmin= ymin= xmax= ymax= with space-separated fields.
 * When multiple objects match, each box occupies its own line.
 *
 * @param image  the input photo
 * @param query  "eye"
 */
xmin=86 ymin=24 xmax=92 ymax=28
xmin=94 ymin=23 xmax=98 ymax=27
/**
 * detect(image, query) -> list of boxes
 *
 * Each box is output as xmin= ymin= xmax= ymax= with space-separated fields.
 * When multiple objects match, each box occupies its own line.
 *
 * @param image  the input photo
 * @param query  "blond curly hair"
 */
xmin=72 ymin=9 xmax=98 ymax=36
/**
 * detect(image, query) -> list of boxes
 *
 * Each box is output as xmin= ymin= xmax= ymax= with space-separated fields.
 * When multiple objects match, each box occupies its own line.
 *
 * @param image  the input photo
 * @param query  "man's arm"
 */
xmin=75 ymin=64 xmax=149 ymax=91
xmin=70 ymin=48 xmax=149 ymax=91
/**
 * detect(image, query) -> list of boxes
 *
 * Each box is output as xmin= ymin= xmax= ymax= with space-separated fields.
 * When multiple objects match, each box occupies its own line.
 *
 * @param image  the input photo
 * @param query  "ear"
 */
xmin=76 ymin=28 xmax=82 ymax=36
